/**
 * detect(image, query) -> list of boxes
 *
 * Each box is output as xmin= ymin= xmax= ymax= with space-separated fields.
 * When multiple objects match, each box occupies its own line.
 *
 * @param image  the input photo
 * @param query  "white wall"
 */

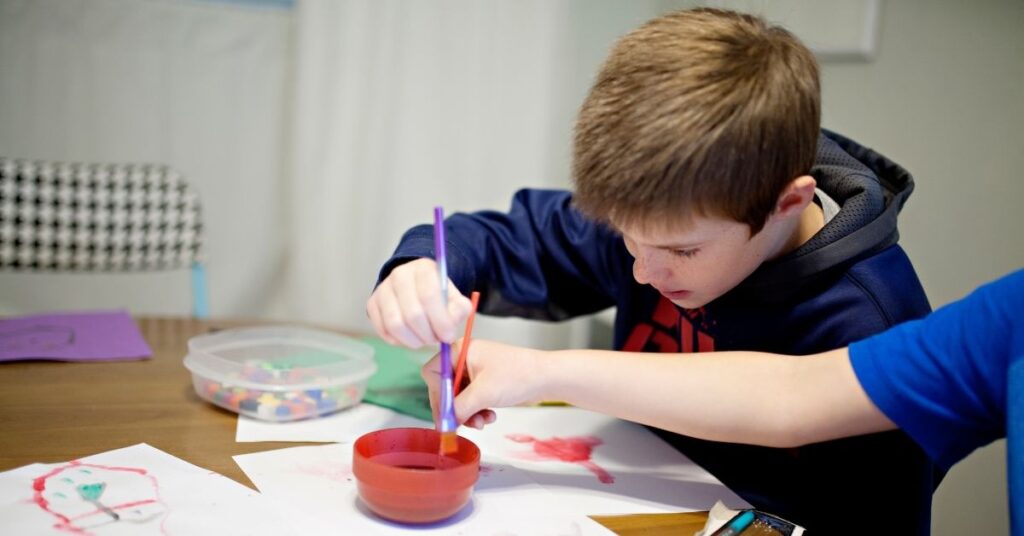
xmin=0 ymin=0 xmax=291 ymax=317
xmin=821 ymin=1 xmax=1024 ymax=306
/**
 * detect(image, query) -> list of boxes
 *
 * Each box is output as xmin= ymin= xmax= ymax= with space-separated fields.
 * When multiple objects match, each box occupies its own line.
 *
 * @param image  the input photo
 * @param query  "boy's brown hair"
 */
xmin=572 ymin=8 xmax=820 ymax=235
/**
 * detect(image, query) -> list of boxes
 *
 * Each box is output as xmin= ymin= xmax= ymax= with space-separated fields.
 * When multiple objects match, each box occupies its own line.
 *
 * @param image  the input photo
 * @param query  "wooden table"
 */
xmin=0 ymin=316 xmax=708 ymax=535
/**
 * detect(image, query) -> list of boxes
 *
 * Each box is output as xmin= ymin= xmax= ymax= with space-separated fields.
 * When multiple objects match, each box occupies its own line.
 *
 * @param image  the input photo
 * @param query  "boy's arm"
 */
xmin=378 ymin=189 xmax=624 ymax=321
xmin=445 ymin=340 xmax=896 ymax=446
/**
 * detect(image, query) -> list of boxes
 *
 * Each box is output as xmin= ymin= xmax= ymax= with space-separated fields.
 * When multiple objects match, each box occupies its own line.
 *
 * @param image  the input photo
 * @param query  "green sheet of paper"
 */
xmin=360 ymin=337 xmax=434 ymax=421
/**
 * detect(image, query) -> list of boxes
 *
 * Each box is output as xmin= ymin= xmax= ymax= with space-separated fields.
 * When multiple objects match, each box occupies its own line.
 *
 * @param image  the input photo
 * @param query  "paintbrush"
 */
xmin=453 ymin=291 xmax=480 ymax=396
xmin=433 ymin=206 xmax=459 ymax=455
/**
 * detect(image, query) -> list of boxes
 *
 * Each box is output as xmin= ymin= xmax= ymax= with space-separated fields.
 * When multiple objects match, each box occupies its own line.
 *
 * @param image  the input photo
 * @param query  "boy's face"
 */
xmin=619 ymin=214 xmax=788 ymax=309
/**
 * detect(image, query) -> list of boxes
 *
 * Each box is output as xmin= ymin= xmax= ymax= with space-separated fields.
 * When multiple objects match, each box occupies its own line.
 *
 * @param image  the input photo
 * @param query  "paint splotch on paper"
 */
xmin=31 ymin=460 xmax=168 ymax=534
xmin=0 ymin=444 xmax=324 ymax=535
xmin=289 ymin=463 xmax=353 ymax=484
xmin=505 ymin=434 xmax=614 ymax=484
xmin=458 ymin=406 xmax=752 ymax=516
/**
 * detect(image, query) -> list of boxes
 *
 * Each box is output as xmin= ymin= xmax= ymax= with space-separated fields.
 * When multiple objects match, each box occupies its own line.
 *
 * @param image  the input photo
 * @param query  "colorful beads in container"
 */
xmin=183 ymin=326 xmax=377 ymax=422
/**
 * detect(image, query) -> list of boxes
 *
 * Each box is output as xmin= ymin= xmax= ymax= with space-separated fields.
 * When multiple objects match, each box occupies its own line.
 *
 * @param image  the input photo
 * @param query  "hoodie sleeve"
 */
xmin=376 ymin=189 xmax=623 ymax=321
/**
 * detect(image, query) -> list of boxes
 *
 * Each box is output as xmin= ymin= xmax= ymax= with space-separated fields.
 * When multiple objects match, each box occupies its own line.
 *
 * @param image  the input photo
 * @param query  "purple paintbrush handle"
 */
xmin=434 ymin=207 xmax=457 ymax=433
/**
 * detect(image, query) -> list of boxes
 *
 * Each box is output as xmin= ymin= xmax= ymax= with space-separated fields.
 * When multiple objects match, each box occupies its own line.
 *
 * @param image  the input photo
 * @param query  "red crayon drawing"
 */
xmin=505 ymin=434 xmax=615 ymax=484
xmin=31 ymin=460 xmax=168 ymax=535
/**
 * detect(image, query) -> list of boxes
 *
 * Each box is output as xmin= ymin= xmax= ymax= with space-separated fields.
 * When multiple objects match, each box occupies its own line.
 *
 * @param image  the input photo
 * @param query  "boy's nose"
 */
xmin=632 ymin=253 xmax=661 ymax=286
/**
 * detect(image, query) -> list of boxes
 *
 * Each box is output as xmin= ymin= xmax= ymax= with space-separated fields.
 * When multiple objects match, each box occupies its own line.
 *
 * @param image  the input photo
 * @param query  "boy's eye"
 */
xmin=672 ymin=248 xmax=699 ymax=259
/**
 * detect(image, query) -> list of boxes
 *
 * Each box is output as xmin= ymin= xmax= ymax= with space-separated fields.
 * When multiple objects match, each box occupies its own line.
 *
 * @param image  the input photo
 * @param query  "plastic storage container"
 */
xmin=183 ymin=326 xmax=377 ymax=422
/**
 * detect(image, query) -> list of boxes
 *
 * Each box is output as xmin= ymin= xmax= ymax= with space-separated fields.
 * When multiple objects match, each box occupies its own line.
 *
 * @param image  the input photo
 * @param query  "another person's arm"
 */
xmin=437 ymin=269 xmax=1021 ymax=459
xmin=429 ymin=341 xmax=894 ymax=446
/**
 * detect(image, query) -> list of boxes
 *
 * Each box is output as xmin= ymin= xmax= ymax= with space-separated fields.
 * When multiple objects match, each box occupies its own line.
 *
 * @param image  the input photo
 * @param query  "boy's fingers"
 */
xmin=448 ymin=292 xmax=473 ymax=322
xmin=454 ymin=379 xmax=491 ymax=426
xmin=420 ymin=357 xmax=441 ymax=424
xmin=465 ymin=409 xmax=496 ymax=430
xmin=425 ymin=390 xmax=439 ymax=425
xmin=414 ymin=268 xmax=459 ymax=342
xmin=391 ymin=269 xmax=438 ymax=346
xmin=377 ymin=281 xmax=427 ymax=348
xmin=366 ymin=295 xmax=400 ymax=346
xmin=365 ymin=294 xmax=383 ymax=334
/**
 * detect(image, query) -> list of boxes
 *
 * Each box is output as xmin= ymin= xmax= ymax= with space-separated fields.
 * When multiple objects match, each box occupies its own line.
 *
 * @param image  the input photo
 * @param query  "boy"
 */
xmin=368 ymin=8 xmax=936 ymax=534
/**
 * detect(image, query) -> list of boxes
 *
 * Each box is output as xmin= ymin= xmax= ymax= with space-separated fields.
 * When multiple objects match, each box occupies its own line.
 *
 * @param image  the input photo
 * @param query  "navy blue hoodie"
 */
xmin=379 ymin=130 xmax=938 ymax=534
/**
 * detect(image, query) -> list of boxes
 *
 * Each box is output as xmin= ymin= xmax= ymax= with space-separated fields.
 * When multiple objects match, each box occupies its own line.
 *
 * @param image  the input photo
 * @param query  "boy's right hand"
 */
xmin=420 ymin=338 xmax=548 ymax=430
xmin=366 ymin=258 xmax=473 ymax=348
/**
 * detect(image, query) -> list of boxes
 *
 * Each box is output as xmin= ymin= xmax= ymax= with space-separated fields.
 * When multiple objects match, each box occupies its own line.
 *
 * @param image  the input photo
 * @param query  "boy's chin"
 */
xmin=664 ymin=293 xmax=710 ymax=310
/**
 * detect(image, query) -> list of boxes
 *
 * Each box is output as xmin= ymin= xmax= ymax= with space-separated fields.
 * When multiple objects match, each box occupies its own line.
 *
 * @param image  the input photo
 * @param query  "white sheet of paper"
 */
xmin=0 ymin=443 xmax=329 ymax=535
xmin=233 ymin=443 xmax=612 ymax=536
xmin=457 ymin=407 xmax=751 ymax=515
xmin=236 ymin=403 xmax=432 ymax=443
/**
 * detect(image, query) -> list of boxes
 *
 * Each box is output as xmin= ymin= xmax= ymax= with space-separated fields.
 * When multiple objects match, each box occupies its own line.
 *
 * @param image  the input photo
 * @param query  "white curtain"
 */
xmin=0 ymin=0 xmax=291 ymax=316
xmin=278 ymin=0 xmax=663 ymax=346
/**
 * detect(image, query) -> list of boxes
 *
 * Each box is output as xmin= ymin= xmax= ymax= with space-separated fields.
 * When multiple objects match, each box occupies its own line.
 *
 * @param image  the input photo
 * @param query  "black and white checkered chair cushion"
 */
xmin=0 ymin=158 xmax=203 ymax=272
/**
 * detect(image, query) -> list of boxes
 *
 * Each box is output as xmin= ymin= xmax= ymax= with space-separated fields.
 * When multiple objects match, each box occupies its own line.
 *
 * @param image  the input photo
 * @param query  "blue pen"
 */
xmin=433 ymin=206 xmax=458 ymax=454
xmin=712 ymin=510 xmax=755 ymax=536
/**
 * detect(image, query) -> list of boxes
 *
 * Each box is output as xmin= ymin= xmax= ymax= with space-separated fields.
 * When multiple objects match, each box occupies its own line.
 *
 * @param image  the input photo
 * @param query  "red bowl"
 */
xmin=352 ymin=428 xmax=480 ymax=524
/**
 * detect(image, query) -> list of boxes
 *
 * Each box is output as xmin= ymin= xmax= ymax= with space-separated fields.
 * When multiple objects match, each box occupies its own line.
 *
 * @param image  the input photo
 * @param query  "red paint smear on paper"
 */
xmin=31 ymin=460 xmax=168 ymax=535
xmin=505 ymin=434 xmax=615 ymax=484
xmin=291 ymin=463 xmax=354 ymax=483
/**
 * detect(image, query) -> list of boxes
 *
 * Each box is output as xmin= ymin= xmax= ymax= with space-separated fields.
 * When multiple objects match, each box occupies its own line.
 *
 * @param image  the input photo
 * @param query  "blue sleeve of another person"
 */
xmin=847 ymin=270 xmax=1024 ymax=532
xmin=849 ymin=269 xmax=1024 ymax=470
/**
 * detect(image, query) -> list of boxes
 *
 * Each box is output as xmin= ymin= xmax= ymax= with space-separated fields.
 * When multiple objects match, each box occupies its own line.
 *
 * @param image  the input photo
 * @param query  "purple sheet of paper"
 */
xmin=0 ymin=310 xmax=152 ymax=362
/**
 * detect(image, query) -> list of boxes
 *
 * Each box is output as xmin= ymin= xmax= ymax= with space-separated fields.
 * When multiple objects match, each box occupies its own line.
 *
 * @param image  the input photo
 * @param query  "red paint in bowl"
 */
xmin=352 ymin=428 xmax=480 ymax=524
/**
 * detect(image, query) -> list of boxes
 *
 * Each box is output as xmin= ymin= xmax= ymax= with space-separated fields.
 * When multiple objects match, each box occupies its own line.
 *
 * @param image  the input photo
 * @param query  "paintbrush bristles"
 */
xmin=439 ymin=432 xmax=459 ymax=455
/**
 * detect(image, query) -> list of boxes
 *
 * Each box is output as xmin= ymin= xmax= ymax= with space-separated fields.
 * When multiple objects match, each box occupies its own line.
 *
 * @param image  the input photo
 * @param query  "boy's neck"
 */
xmin=777 ymin=201 xmax=825 ymax=258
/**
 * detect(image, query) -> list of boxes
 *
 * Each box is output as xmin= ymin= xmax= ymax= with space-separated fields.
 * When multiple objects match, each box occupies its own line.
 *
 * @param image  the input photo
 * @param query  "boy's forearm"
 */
xmin=541 ymin=347 xmax=894 ymax=448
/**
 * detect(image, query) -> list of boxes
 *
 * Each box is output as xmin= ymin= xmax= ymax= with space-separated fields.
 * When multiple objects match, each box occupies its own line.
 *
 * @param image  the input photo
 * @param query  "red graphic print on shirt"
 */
xmin=622 ymin=296 xmax=715 ymax=353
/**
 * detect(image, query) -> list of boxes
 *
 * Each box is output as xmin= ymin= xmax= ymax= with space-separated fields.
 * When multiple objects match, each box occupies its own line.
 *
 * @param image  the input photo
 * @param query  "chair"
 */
xmin=0 ymin=157 xmax=209 ymax=318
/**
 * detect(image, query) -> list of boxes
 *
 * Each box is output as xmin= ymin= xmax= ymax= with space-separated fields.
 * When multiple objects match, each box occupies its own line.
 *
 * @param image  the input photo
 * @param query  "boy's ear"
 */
xmin=774 ymin=175 xmax=817 ymax=219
